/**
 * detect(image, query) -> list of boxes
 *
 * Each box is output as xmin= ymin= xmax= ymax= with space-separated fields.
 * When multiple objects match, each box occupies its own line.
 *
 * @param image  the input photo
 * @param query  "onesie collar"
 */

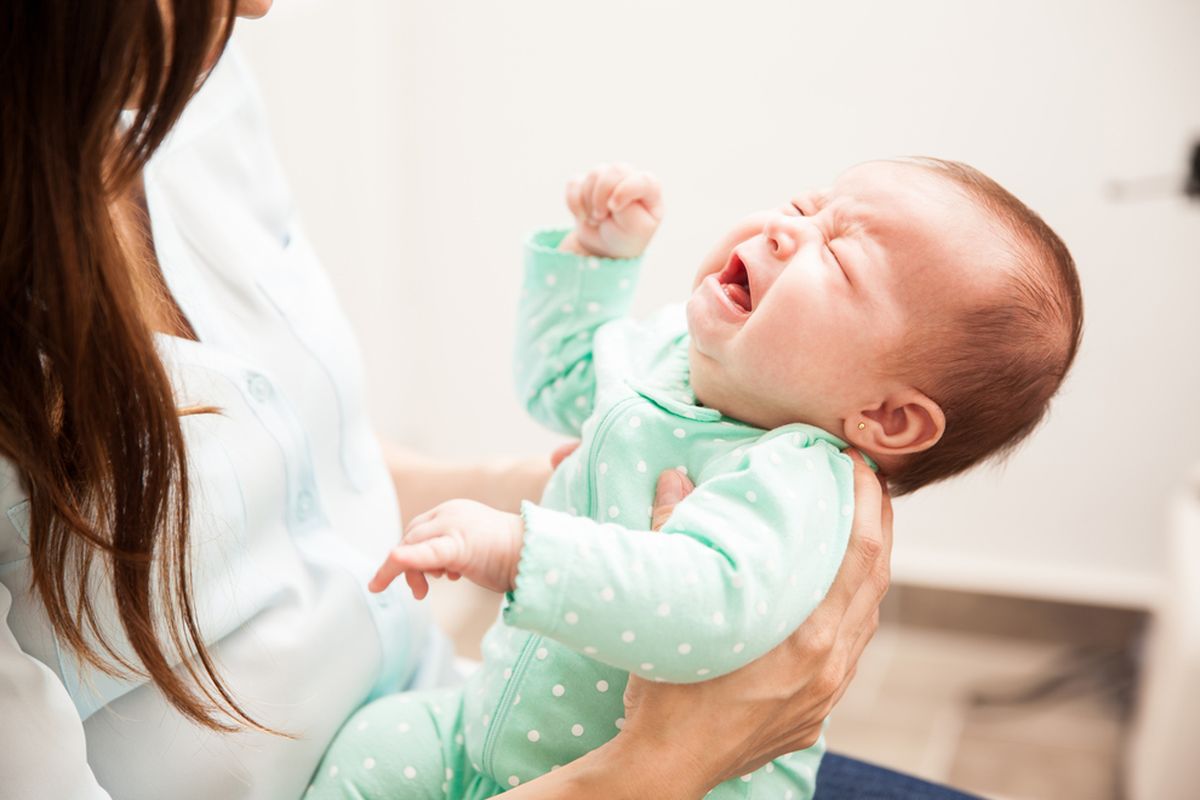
xmin=626 ymin=335 xmax=881 ymax=471
xmin=625 ymin=334 xmax=723 ymax=422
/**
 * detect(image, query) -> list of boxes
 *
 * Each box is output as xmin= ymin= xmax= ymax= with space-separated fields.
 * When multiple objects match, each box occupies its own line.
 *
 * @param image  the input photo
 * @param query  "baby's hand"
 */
xmin=562 ymin=163 xmax=663 ymax=259
xmin=369 ymin=499 xmax=524 ymax=600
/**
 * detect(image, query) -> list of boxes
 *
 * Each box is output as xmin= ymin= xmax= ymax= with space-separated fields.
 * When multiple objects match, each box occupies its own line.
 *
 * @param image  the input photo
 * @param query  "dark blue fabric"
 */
xmin=814 ymin=753 xmax=983 ymax=799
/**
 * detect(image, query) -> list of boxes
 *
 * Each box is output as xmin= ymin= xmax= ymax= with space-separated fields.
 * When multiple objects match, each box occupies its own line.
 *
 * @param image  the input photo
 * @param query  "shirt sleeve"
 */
xmin=502 ymin=430 xmax=856 ymax=683
xmin=0 ymin=581 xmax=112 ymax=799
xmin=513 ymin=229 xmax=642 ymax=437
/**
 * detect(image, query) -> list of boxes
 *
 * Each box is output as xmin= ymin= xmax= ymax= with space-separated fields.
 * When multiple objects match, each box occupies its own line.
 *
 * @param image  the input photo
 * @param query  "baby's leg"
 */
xmin=306 ymin=687 xmax=473 ymax=800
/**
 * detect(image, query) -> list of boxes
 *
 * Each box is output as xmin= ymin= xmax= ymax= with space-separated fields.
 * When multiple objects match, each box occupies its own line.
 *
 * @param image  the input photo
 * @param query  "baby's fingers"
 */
xmin=405 ymin=569 xmax=431 ymax=600
xmin=608 ymin=172 xmax=663 ymax=220
xmin=578 ymin=170 xmax=602 ymax=222
xmin=369 ymin=537 xmax=464 ymax=592
xmin=565 ymin=175 xmax=587 ymax=221
xmin=590 ymin=163 xmax=631 ymax=223
xmin=610 ymin=202 xmax=662 ymax=244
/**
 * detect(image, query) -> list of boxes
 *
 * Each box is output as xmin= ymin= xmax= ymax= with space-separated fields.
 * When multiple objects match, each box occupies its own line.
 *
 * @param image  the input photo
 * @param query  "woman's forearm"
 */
xmin=382 ymin=443 xmax=551 ymax=525
xmin=501 ymin=734 xmax=713 ymax=800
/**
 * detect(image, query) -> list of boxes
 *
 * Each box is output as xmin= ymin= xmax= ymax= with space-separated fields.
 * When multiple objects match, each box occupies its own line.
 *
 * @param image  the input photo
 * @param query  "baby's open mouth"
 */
xmin=717 ymin=252 xmax=753 ymax=313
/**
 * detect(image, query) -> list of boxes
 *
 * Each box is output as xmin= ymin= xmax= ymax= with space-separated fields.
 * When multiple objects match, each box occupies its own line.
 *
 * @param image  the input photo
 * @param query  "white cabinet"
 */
xmin=1128 ymin=465 xmax=1200 ymax=799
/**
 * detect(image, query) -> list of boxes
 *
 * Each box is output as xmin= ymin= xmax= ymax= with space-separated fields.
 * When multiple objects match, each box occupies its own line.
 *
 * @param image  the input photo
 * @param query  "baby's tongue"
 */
xmin=723 ymin=282 xmax=752 ymax=313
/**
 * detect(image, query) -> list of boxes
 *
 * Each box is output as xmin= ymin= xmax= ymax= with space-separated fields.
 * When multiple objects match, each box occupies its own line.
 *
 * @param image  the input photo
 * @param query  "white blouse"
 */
xmin=0 ymin=46 xmax=453 ymax=799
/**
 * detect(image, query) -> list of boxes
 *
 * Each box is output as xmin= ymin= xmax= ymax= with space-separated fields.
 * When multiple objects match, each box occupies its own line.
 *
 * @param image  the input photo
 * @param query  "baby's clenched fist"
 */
xmin=561 ymin=163 xmax=663 ymax=259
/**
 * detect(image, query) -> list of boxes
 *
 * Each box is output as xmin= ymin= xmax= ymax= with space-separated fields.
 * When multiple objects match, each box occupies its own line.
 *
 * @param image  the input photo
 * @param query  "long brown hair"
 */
xmin=0 ymin=1 xmax=279 ymax=734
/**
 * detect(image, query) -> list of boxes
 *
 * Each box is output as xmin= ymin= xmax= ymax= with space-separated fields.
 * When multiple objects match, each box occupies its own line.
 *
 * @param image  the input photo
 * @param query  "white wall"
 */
xmin=238 ymin=0 xmax=1200 ymax=609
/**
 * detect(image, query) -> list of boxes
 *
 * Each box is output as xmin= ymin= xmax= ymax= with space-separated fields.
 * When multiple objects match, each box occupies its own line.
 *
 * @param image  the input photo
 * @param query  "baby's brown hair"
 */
xmin=886 ymin=158 xmax=1083 ymax=495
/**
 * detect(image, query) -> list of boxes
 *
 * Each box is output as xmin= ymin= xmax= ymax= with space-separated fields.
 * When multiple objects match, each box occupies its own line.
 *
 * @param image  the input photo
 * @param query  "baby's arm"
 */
xmin=372 ymin=431 xmax=857 ymax=683
xmin=507 ymin=433 xmax=855 ymax=683
xmin=515 ymin=165 xmax=662 ymax=436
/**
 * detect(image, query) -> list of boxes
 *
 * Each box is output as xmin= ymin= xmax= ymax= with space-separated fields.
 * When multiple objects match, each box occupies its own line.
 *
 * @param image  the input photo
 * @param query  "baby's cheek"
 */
xmin=751 ymin=296 xmax=846 ymax=395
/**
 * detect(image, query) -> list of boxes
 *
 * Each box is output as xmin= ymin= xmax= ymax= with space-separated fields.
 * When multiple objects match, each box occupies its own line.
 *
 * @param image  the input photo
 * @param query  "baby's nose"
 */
xmin=763 ymin=212 xmax=801 ymax=260
xmin=763 ymin=213 xmax=810 ymax=260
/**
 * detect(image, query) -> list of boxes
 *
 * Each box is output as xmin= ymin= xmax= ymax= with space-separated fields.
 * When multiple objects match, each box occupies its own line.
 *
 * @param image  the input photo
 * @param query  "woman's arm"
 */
xmin=502 ymin=733 xmax=711 ymax=800
xmin=505 ymin=450 xmax=893 ymax=798
xmin=382 ymin=442 xmax=552 ymax=525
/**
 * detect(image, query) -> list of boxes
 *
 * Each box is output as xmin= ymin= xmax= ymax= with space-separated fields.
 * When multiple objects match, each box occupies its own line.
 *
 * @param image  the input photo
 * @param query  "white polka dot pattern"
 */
xmin=504 ymin=246 xmax=856 ymax=798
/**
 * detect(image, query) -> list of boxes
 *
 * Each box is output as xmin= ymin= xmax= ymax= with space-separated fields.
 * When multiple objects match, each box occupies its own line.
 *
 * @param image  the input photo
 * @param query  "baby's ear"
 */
xmin=843 ymin=389 xmax=945 ymax=457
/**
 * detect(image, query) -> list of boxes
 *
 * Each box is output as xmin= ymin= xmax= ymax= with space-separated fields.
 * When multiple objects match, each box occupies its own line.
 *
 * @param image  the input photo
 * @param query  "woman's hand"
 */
xmin=504 ymin=455 xmax=891 ymax=799
xmin=617 ymin=449 xmax=893 ymax=787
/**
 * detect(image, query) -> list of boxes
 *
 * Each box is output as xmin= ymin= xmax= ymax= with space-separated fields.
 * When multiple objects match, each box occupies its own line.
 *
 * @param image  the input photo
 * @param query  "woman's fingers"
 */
xmin=608 ymin=452 xmax=896 ymax=788
xmin=846 ymin=449 xmax=883 ymax=542
xmin=833 ymin=466 xmax=893 ymax=641
xmin=621 ymin=673 xmax=646 ymax=721
xmin=843 ymin=607 xmax=881 ymax=678
xmin=650 ymin=468 xmax=695 ymax=531
xmin=812 ymin=450 xmax=885 ymax=622
xmin=880 ymin=477 xmax=894 ymax=549
xmin=833 ymin=530 xmax=891 ymax=641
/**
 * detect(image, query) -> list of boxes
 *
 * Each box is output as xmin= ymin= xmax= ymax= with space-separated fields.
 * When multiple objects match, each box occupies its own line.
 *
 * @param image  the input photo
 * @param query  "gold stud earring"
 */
xmin=857 ymin=422 xmax=866 ymax=430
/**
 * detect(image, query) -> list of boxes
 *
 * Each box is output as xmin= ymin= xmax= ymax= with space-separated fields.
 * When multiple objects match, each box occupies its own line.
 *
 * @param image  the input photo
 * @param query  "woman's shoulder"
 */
xmin=151 ymin=42 xmax=259 ymax=162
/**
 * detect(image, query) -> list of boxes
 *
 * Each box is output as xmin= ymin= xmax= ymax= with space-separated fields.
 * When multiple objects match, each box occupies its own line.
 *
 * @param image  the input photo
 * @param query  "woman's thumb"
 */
xmin=650 ymin=468 xmax=694 ymax=531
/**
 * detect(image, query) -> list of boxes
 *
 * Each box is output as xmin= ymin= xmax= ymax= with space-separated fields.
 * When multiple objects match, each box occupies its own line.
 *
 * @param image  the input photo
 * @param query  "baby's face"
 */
xmin=686 ymin=161 xmax=1008 ymax=435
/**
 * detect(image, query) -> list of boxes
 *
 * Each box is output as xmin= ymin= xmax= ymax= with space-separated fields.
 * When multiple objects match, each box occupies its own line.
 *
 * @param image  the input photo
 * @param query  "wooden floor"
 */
xmin=826 ymin=587 xmax=1143 ymax=800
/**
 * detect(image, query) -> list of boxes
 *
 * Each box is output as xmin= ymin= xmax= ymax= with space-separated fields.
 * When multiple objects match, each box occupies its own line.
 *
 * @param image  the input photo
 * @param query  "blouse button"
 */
xmin=296 ymin=489 xmax=315 ymax=520
xmin=248 ymin=374 xmax=273 ymax=402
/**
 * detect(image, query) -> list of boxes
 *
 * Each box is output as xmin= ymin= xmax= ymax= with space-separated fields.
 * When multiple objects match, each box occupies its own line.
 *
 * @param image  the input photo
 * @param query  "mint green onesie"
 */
xmin=307 ymin=230 xmax=857 ymax=800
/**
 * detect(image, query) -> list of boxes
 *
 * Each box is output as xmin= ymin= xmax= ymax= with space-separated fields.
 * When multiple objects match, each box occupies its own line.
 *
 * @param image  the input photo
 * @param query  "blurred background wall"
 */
xmin=236 ymin=0 xmax=1200 ymax=610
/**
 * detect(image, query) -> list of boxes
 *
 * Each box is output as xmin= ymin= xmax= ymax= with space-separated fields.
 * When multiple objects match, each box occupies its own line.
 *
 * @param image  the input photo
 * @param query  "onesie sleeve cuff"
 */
xmin=502 ymin=500 xmax=588 ymax=637
xmin=523 ymin=229 xmax=643 ymax=303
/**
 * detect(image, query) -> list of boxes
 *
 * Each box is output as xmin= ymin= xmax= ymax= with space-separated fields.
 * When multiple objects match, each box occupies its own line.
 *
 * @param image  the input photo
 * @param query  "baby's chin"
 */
xmin=686 ymin=343 xmax=770 ymax=428
xmin=688 ymin=338 xmax=842 ymax=432
xmin=686 ymin=340 xmax=716 ymax=409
